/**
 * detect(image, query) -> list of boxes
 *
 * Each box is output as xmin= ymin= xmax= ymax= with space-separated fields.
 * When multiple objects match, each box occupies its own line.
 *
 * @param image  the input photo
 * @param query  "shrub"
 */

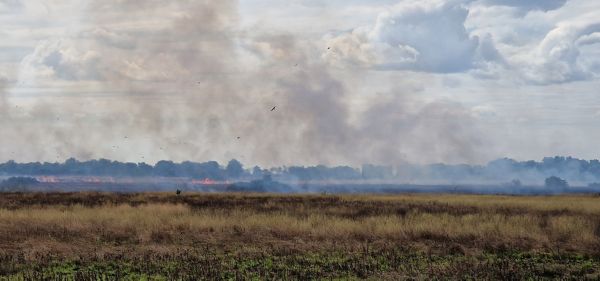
xmin=544 ymin=176 xmax=568 ymax=189
xmin=0 ymin=177 xmax=40 ymax=192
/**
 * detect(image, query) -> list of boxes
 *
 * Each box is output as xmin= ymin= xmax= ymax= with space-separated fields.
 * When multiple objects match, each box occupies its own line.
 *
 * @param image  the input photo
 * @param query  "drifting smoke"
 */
xmin=1 ymin=0 xmax=490 ymax=167
xmin=0 ymin=76 xmax=6 ymax=110
xmin=3 ymin=156 xmax=600 ymax=194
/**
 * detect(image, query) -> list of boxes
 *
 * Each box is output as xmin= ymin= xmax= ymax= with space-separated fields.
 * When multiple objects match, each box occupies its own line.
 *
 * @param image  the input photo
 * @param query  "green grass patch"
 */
xmin=2 ymin=250 xmax=600 ymax=280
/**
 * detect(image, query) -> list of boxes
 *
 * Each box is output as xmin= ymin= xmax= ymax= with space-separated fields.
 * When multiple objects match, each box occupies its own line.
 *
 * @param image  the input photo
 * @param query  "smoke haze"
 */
xmin=2 ymin=0 xmax=600 ymax=168
xmin=0 ymin=0 xmax=490 ymax=167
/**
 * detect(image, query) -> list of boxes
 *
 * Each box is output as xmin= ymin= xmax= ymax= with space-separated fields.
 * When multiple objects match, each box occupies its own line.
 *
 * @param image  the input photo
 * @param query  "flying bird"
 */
xmin=271 ymin=106 xmax=276 ymax=111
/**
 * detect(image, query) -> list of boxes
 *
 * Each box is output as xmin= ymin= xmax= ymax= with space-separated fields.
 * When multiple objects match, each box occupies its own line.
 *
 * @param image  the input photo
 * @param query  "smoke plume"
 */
xmin=1 ymin=0 xmax=490 ymax=167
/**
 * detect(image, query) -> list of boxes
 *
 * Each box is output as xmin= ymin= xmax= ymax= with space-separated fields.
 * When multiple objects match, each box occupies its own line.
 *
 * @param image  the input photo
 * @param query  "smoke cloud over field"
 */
xmin=0 ymin=0 xmax=492 ymax=167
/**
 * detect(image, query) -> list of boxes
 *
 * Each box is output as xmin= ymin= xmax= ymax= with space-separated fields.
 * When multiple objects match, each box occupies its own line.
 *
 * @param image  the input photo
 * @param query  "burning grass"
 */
xmin=1 ymin=192 xmax=600 ymax=279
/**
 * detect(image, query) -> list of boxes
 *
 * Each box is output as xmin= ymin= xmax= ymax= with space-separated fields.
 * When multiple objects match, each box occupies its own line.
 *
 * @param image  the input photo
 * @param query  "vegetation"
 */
xmin=545 ymin=176 xmax=569 ymax=189
xmin=1 ymin=192 xmax=600 ymax=279
xmin=0 ymin=177 xmax=39 ymax=192
xmin=4 ymin=155 xmax=600 ymax=185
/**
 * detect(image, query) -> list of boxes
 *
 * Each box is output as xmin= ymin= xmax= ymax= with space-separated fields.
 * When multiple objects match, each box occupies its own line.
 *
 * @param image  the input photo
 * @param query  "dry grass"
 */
xmin=1 ymin=192 xmax=600 ymax=259
xmin=355 ymin=194 xmax=600 ymax=214
xmin=2 ymin=192 xmax=600 ymax=279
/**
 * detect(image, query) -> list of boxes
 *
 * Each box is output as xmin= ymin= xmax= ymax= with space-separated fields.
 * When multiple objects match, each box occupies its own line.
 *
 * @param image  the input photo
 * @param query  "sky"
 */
xmin=0 ymin=0 xmax=599 ymax=167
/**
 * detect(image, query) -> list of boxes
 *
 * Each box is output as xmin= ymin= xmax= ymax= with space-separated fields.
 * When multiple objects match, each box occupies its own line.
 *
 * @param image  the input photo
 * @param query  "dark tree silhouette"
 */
xmin=545 ymin=176 xmax=569 ymax=189
xmin=226 ymin=159 xmax=244 ymax=178
xmin=0 ymin=177 xmax=40 ymax=192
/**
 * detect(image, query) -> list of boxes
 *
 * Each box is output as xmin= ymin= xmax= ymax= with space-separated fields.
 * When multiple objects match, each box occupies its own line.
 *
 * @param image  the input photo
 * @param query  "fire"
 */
xmin=191 ymin=178 xmax=219 ymax=185
xmin=37 ymin=176 xmax=60 ymax=183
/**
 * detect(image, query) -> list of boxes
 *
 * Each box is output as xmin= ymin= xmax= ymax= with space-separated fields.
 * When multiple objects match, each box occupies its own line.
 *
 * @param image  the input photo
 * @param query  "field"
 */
xmin=1 ymin=192 xmax=600 ymax=280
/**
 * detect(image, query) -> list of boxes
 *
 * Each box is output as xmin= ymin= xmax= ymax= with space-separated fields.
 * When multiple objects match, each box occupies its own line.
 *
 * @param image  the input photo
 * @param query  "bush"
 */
xmin=545 ymin=176 xmax=568 ymax=189
xmin=0 ymin=177 xmax=40 ymax=192
xmin=588 ymin=183 xmax=600 ymax=188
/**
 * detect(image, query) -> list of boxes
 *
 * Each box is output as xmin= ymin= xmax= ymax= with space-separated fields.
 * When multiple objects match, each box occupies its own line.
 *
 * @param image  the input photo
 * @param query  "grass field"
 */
xmin=1 ymin=192 xmax=600 ymax=280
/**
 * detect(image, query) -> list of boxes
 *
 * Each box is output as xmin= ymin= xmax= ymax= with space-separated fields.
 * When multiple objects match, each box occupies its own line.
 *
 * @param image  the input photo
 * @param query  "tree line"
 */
xmin=2 ymin=156 xmax=600 ymax=185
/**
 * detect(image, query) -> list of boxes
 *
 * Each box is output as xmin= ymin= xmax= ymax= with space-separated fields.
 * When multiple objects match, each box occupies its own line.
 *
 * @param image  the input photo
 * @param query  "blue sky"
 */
xmin=0 ymin=0 xmax=599 ymax=166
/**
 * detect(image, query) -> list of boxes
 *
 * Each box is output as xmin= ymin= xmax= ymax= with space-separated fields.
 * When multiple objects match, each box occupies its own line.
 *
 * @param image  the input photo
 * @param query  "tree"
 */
xmin=252 ymin=166 xmax=264 ymax=178
xmin=0 ymin=177 xmax=39 ymax=192
xmin=506 ymin=179 xmax=522 ymax=187
xmin=545 ymin=176 xmax=568 ymax=189
xmin=225 ymin=159 xmax=244 ymax=178
xmin=154 ymin=160 xmax=177 ymax=177
xmin=588 ymin=182 xmax=600 ymax=189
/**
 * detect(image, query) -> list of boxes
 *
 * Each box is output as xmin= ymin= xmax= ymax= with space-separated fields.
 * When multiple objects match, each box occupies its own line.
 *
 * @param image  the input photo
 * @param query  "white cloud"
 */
xmin=324 ymin=0 xmax=600 ymax=85
xmin=324 ymin=0 xmax=505 ymax=73
xmin=370 ymin=0 xmax=480 ymax=72
xmin=527 ymin=21 xmax=600 ymax=83
xmin=20 ymin=41 xmax=104 ymax=82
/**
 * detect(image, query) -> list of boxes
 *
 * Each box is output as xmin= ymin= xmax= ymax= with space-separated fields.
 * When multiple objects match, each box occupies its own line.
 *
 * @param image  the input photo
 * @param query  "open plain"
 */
xmin=1 ymin=192 xmax=600 ymax=280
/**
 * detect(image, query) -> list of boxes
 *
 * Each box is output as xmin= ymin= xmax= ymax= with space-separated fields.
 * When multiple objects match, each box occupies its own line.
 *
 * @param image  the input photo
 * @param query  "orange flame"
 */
xmin=191 ymin=178 xmax=219 ymax=185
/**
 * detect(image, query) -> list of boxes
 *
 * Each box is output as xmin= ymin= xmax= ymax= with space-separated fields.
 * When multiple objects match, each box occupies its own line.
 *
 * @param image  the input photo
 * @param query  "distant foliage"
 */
xmin=0 ymin=158 xmax=227 ymax=180
xmin=225 ymin=159 xmax=244 ymax=178
xmin=510 ymin=179 xmax=522 ymax=187
xmin=288 ymin=165 xmax=361 ymax=181
xmin=0 ymin=177 xmax=39 ymax=192
xmin=545 ymin=176 xmax=569 ymax=189
xmin=589 ymin=183 xmax=600 ymax=188
xmin=3 ymin=155 xmax=600 ymax=185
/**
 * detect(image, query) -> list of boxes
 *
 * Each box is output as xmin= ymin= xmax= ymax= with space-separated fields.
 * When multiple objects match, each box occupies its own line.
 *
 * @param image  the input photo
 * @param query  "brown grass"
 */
xmin=1 ymin=192 xmax=600 ymax=262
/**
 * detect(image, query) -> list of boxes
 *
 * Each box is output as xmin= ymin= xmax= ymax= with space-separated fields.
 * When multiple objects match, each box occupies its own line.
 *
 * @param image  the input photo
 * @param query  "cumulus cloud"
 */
xmin=370 ymin=0 xmax=480 ymax=72
xmin=324 ymin=0 xmax=503 ymax=73
xmin=324 ymin=0 xmax=600 ymax=85
xmin=525 ymin=21 xmax=600 ymax=83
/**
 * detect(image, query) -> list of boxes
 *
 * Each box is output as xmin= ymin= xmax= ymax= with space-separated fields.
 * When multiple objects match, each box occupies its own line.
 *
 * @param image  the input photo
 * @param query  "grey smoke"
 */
xmin=1 ymin=0 xmax=490 ymax=167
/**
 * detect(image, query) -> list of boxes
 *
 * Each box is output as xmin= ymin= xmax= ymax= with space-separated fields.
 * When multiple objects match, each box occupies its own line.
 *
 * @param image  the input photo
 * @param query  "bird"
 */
xmin=271 ymin=106 xmax=276 ymax=111
xmin=237 ymin=136 xmax=241 ymax=140
xmin=176 ymin=189 xmax=182 ymax=196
